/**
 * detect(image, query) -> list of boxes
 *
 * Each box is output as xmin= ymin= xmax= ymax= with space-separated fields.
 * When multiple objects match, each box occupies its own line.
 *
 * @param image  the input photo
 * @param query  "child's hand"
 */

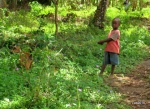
xmin=97 ymin=41 xmax=104 ymax=45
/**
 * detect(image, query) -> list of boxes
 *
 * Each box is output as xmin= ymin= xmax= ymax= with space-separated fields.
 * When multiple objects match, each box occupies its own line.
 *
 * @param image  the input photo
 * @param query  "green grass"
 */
xmin=0 ymin=4 xmax=150 ymax=109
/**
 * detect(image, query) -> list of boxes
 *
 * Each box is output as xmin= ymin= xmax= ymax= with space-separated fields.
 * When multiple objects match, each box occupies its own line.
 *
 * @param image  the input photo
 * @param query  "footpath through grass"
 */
xmin=0 ymin=3 xmax=150 ymax=109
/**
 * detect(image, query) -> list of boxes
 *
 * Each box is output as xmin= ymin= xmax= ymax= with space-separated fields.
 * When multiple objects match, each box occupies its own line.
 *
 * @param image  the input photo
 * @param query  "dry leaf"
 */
xmin=11 ymin=46 xmax=33 ymax=70
xmin=20 ymin=52 xmax=32 ymax=70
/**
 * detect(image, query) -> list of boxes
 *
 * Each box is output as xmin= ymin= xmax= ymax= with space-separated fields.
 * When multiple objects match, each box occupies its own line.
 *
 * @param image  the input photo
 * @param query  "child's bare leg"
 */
xmin=99 ymin=64 xmax=107 ymax=75
xmin=111 ymin=65 xmax=115 ymax=75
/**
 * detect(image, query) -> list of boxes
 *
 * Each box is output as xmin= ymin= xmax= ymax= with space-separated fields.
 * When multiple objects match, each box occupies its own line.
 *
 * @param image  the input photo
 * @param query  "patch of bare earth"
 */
xmin=105 ymin=59 xmax=150 ymax=109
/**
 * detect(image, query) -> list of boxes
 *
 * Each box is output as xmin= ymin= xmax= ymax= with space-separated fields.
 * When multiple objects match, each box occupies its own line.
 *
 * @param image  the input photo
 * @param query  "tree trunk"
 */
xmin=131 ymin=0 xmax=137 ymax=11
xmin=96 ymin=0 xmax=99 ymax=5
xmin=49 ymin=0 xmax=52 ymax=6
xmin=139 ymin=0 xmax=143 ymax=10
xmin=55 ymin=0 xmax=59 ymax=37
xmin=107 ymin=0 xmax=110 ymax=7
xmin=92 ymin=0 xmax=95 ymax=5
xmin=87 ymin=0 xmax=91 ymax=6
xmin=9 ymin=0 xmax=17 ymax=10
xmin=0 ymin=0 xmax=7 ymax=8
xmin=0 ymin=0 xmax=7 ymax=18
xmin=93 ymin=0 xmax=108 ymax=29
xmin=81 ymin=0 xmax=84 ymax=4
xmin=111 ymin=0 xmax=114 ymax=7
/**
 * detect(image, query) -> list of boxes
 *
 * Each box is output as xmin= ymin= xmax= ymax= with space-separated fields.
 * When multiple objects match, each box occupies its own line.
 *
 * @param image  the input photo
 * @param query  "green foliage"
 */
xmin=148 ymin=75 xmax=150 ymax=81
xmin=0 ymin=5 xmax=149 ymax=109
xmin=29 ymin=1 xmax=54 ymax=16
xmin=141 ymin=7 xmax=150 ymax=18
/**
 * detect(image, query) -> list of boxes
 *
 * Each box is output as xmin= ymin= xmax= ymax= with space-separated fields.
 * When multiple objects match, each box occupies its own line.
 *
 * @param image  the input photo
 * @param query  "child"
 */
xmin=98 ymin=18 xmax=121 ymax=75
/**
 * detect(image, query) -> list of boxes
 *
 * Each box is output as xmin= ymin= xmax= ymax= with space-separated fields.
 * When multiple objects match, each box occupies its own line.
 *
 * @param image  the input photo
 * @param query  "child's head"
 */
xmin=112 ymin=18 xmax=120 ymax=30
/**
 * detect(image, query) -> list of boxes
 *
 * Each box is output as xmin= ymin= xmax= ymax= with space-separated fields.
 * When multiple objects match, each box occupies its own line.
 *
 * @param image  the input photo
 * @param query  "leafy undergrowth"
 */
xmin=0 ymin=3 xmax=150 ymax=109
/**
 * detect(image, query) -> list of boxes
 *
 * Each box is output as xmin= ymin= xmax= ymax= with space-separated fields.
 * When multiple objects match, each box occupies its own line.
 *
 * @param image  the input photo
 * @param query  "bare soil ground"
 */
xmin=105 ymin=59 xmax=150 ymax=109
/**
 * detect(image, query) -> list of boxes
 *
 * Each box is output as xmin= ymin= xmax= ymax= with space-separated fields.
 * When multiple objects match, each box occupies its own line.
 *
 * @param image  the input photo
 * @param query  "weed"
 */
xmin=0 ymin=5 xmax=149 ymax=109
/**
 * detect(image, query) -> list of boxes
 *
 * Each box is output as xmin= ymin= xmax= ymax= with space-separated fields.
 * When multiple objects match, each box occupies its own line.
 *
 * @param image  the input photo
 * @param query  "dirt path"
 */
xmin=105 ymin=59 xmax=150 ymax=109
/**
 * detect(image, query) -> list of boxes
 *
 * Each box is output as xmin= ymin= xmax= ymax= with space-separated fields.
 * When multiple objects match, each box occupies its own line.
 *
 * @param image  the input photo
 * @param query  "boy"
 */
xmin=98 ymin=18 xmax=121 ymax=75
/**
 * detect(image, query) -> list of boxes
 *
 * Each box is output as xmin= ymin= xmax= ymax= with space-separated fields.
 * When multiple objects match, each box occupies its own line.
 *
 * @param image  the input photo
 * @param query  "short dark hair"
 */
xmin=113 ymin=18 xmax=121 ymax=24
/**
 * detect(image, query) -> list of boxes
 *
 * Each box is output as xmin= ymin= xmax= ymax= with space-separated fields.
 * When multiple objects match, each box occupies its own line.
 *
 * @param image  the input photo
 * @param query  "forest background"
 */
xmin=0 ymin=0 xmax=150 ymax=109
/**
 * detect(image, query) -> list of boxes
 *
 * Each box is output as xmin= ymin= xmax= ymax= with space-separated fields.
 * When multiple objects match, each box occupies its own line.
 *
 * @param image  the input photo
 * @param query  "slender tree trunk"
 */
xmin=92 ymin=0 xmax=95 ymax=5
xmin=93 ymin=0 xmax=108 ymax=29
xmin=55 ymin=0 xmax=59 ymax=37
xmin=87 ymin=0 xmax=91 ymax=5
xmin=9 ymin=0 xmax=17 ymax=10
xmin=0 ymin=0 xmax=7 ymax=18
xmin=139 ymin=0 xmax=143 ymax=10
xmin=111 ymin=0 xmax=116 ymax=7
xmin=107 ymin=0 xmax=110 ymax=7
xmin=0 ymin=0 xmax=7 ymax=8
xmin=97 ymin=0 xmax=99 ymax=5
xmin=59 ymin=0 xmax=63 ymax=6
xmin=81 ymin=0 xmax=84 ymax=4
xmin=49 ymin=0 xmax=52 ymax=6
xmin=92 ymin=0 xmax=96 ymax=5
xmin=131 ymin=0 xmax=137 ymax=11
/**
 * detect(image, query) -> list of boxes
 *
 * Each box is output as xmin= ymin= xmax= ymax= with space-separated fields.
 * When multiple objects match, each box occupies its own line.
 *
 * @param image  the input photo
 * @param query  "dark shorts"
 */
xmin=103 ymin=52 xmax=119 ymax=65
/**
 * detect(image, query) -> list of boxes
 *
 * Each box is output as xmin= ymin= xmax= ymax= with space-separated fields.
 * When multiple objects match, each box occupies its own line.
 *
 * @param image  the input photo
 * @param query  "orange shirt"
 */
xmin=105 ymin=30 xmax=120 ymax=54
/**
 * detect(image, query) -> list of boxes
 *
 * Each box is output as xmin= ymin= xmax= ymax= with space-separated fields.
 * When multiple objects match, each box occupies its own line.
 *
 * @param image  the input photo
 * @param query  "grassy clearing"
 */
xmin=0 ymin=3 xmax=150 ymax=109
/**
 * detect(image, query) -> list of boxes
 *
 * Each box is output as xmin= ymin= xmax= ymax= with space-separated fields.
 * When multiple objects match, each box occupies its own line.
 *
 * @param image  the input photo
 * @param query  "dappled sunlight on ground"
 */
xmin=105 ymin=59 xmax=150 ymax=109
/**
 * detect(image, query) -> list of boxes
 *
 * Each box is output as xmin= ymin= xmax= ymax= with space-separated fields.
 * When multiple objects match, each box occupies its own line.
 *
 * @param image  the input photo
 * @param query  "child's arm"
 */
xmin=97 ymin=38 xmax=113 ymax=45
